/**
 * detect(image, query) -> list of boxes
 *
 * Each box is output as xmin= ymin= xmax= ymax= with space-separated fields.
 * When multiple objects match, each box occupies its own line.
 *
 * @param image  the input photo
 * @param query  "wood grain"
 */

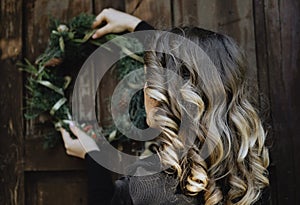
xmin=0 ymin=0 xmax=24 ymax=204
xmin=0 ymin=0 xmax=299 ymax=204
xmin=173 ymin=0 xmax=258 ymax=94
xmin=25 ymin=171 xmax=87 ymax=205
xmin=259 ymin=0 xmax=300 ymax=204
xmin=253 ymin=1 xmax=273 ymax=203
xmin=125 ymin=0 xmax=172 ymax=29
xmin=24 ymin=138 xmax=85 ymax=171
xmin=93 ymin=0 xmax=125 ymax=14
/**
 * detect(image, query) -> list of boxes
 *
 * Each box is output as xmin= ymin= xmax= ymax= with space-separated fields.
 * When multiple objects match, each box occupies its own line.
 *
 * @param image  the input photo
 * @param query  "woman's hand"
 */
xmin=60 ymin=124 xmax=100 ymax=159
xmin=92 ymin=8 xmax=142 ymax=39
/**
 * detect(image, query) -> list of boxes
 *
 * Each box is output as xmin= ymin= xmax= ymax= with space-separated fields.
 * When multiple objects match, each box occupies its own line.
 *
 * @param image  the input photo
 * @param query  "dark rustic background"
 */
xmin=0 ymin=0 xmax=299 ymax=204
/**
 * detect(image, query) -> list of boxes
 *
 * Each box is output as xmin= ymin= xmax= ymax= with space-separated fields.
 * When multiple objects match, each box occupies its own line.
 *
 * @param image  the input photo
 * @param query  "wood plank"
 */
xmin=125 ymin=0 xmax=172 ymax=28
xmin=253 ymin=0 xmax=271 ymax=117
xmin=24 ymin=138 xmax=85 ymax=171
xmin=93 ymin=0 xmax=125 ymax=14
xmin=22 ymin=0 xmax=93 ymax=173
xmin=253 ymin=0 xmax=275 ymax=204
xmin=172 ymin=0 xmax=199 ymax=26
xmin=261 ymin=0 xmax=300 ymax=204
xmin=173 ymin=0 xmax=258 ymax=92
xmin=97 ymin=65 xmax=118 ymax=128
xmin=0 ymin=0 xmax=24 ymax=204
xmin=278 ymin=1 xmax=300 ymax=203
xmin=25 ymin=171 xmax=87 ymax=205
xmin=263 ymin=0 xmax=294 ymax=204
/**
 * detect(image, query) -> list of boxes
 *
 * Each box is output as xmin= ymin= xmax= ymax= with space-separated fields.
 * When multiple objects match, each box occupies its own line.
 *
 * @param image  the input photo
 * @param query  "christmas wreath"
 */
xmin=20 ymin=14 xmax=147 ymax=148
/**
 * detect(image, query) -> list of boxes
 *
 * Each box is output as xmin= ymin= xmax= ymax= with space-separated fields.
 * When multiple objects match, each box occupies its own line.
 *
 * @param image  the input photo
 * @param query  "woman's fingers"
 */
xmin=60 ymin=128 xmax=72 ymax=146
xmin=69 ymin=124 xmax=100 ymax=152
xmin=92 ymin=9 xmax=107 ymax=29
xmin=92 ymin=8 xmax=142 ymax=39
xmin=66 ymin=140 xmax=86 ymax=159
xmin=59 ymin=124 xmax=99 ymax=158
xmin=92 ymin=9 xmax=111 ymax=38
xmin=60 ymin=127 xmax=86 ymax=159
xmin=69 ymin=124 xmax=85 ymax=139
xmin=92 ymin=24 xmax=112 ymax=39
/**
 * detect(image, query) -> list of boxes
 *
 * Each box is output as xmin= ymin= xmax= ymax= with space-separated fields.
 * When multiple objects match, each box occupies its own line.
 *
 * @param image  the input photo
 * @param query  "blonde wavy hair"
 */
xmin=143 ymin=27 xmax=269 ymax=205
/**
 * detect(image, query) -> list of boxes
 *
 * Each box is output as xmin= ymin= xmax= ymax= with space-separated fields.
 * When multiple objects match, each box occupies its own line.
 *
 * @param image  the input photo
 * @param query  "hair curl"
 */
xmin=144 ymin=27 xmax=269 ymax=205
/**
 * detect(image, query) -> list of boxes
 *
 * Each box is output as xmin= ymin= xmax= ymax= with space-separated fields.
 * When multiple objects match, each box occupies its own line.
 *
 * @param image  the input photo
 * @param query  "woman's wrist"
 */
xmin=134 ymin=21 xmax=155 ymax=31
xmin=127 ymin=17 xmax=142 ymax=32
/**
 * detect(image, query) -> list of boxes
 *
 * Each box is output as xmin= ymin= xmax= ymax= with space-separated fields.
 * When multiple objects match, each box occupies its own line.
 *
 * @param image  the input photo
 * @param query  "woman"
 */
xmin=60 ymin=8 xmax=269 ymax=205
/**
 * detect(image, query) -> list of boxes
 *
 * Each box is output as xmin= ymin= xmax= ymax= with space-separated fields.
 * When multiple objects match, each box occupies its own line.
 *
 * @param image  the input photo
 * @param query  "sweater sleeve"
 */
xmin=85 ymin=151 xmax=133 ymax=205
xmin=134 ymin=21 xmax=155 ymax=31
xmin=85 ymin=151 xmax=114 ymax=205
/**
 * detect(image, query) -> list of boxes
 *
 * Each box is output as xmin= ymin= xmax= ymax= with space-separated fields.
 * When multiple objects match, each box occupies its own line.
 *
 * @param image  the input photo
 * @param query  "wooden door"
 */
xmin=0 ymin=0 xmax=172 ymax=204
xmin=0 ymin=0 xmax=299 ymax=204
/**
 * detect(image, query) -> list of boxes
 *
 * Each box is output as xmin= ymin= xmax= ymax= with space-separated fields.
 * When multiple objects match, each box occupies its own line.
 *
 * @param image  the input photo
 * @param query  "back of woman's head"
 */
xmin=144 ymin=27 xmax=269 ymax=205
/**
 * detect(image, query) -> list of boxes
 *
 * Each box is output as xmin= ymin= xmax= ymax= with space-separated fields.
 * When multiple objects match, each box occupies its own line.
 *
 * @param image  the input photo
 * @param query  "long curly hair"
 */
xmin=143 ymin=27 xmax=269 ymax=205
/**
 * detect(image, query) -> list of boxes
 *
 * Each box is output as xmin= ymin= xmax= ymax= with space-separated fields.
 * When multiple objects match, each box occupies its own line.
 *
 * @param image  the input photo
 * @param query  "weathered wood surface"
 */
xmin=23 ymin=0 xmax=93 ymax=171
xmin=253 ymin=1 xmax=274 ymax=204
xmin=254 ymin=0 xmax=300 ymax=204
xmin=25 ymin=171 xmax=87 ymax=205
xmin=21 ymin=0 xmax=93 ymax=204
xmin=0 ymin=0 xmax=299 ymax=204
xmin=0 ymin=0 xmax=24 ymax=204
xmin=94 ymin=0 xmax=125 ymax=14
xmin=173 ymin=0 xmax=258 ymax=95
xmin=125 ymin=0 xmax=172 ymax=28
xmin=24 ymin=138 xmax=85 ymax=171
